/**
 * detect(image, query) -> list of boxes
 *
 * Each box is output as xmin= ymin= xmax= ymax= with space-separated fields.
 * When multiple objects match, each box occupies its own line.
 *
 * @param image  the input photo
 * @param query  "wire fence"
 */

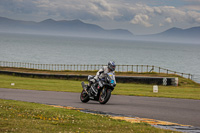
xmin=0 ymin=61 xmax=194 ymax=80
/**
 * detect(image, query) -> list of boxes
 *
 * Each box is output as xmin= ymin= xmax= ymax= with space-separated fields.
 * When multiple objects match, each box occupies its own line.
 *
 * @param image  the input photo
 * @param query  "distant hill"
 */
xmin=0 ymin=16 xmax=133 ymax=39
xmin=0 ymin=16 xmax=199 ymax=43
xmin=158 ymin=27 xmax=200 ymax=39
xmin=138 ymin=26 xmax=200 ymax=43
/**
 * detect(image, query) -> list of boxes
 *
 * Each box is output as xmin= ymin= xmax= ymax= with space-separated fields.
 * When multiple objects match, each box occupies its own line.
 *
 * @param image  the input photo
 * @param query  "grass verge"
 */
xmin=0 ymin=74 xmax=200 ymax=100
xmin=0 ymin=99 xmax=178 ymax=133
xmin=0 ymin=67 xmax=198 ymax=86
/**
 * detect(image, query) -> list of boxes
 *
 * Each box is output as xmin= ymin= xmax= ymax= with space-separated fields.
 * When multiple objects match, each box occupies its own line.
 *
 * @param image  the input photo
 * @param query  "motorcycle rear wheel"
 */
xmin=80 ymin=90 xmax=90 ymax=103
xmin=99 ymin=89 xmax=111 ymax=104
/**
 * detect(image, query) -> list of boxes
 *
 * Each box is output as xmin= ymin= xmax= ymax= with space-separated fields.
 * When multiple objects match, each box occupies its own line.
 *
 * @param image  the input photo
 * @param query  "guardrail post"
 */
xmin=141 ymin=65 xmax=143 ymax=73
xmin=117 ymin=65 xmax=119 ymax=72
xmin=132 ymin=65 xmax=133 ymax=72
xmin=0 ymin=61 xmax=195 ymax=82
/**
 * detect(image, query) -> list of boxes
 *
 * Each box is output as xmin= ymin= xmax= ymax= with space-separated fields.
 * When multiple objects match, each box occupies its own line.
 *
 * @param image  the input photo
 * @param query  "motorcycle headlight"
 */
xmin=111 ymin=83 xmax=116 ymax=87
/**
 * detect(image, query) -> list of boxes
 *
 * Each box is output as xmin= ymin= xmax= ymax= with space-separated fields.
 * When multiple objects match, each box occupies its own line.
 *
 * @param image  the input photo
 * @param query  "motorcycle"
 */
xmin=80 ymin=72 xmax=116 ymax=104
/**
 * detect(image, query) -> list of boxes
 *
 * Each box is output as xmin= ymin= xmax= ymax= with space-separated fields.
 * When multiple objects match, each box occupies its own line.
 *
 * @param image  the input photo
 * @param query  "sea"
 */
xmin=0 ymin=32 xmax=200 ymax=82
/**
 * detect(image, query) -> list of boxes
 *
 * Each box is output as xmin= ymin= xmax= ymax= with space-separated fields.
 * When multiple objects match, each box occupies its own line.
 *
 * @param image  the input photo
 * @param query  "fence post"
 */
xmin=141 ymin=65 xmax=143 ymax=73
xmin=0 ymin=61 xmax=195 ymax=81
xmin=131 ymin=65 xmax=133 ymax=72
xmin=188 ymin=74 xmax=190 ymax=79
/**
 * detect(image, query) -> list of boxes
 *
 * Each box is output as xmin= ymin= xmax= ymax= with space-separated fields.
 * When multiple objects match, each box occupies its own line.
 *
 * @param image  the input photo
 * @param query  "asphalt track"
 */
xmin=0 ymin=88 xmax=200 ymax=127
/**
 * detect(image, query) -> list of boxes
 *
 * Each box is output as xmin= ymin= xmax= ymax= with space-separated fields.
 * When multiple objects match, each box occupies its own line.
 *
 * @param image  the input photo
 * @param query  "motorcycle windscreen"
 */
xmin=107 ymin=72 xmax=116 ymax=85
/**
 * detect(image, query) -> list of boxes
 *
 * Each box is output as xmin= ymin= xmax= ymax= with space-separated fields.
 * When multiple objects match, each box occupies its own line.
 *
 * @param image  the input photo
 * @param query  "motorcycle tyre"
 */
xmin=99 ymin=89 xmax=111 ymax=104
xmin=80 ymin=90 xmax=90 ymax=103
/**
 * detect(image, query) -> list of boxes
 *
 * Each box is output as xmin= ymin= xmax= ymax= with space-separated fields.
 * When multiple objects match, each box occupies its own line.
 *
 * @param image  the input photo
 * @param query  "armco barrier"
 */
xmin=0 ymin=61 xmax=192 ymax=80
xmin=0 ymin=70 xmax=178 ymax=86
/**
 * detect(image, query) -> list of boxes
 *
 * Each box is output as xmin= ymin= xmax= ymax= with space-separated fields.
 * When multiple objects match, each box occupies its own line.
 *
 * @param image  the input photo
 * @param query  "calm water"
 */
xmin=0 ymin=33 xmax=200 ymax=82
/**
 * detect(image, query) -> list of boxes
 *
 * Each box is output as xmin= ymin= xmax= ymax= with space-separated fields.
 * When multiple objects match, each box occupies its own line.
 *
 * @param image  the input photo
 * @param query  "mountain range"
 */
xmin=136 ymin=26 xmax=200 ymax=43
xmin=0 ymin=16 xmax=199 ymax=43
xmin=0 ymin=16 xmax=133 ymax=39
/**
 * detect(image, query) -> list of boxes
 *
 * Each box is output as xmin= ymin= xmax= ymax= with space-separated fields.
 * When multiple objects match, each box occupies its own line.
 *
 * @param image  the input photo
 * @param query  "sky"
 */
xmin=0 ymin=0 xmax=200 ymax=35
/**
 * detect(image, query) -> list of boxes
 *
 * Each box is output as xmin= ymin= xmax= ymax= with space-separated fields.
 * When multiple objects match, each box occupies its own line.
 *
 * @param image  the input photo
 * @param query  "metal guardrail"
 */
xmin=0 ymin=61 xmax=193 ymax=80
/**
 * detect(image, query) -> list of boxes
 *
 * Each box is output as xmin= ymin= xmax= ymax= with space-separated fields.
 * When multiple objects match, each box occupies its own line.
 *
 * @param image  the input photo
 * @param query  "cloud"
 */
xmin=183 ymin=0 xmax=200 ymax=3
xmin=128 ymin=4 xmax=200 ymax=26
xmin=165 ymin=17 xmax=172 ymax=23
xmin=31 ymin=0 xmax=120 ymax=21
xmin=0 ymin=0 xmax=200 ymax=34
xmin=0 ymin=0 xmax=39 ymax=14
xmin=183 ymin=5 xmax=200 ymax=11
xmin=130 ymin=14 xmax=153 ymax=27
xmin=187 ymin=11 xmax=200 ymax=23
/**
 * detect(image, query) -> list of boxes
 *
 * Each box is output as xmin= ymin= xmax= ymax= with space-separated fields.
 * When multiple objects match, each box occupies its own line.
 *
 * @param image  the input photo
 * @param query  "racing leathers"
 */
xmin=89 ymin=66 xmax=115 ymax=86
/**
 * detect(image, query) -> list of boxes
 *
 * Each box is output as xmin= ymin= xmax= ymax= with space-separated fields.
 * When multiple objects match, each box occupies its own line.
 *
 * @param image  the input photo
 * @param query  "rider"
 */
xmin=88 ymin=61 xmax=116 ymax=91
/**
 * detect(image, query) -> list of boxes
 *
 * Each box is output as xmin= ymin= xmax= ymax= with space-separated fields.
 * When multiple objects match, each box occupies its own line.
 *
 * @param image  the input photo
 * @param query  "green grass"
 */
xmin=114 ymin=83 xmax=200 ymax=99
xmin=0 ymin=99 xmax=179 ymax=133
xmin=0 ymin=74 xmax=200 ymax=100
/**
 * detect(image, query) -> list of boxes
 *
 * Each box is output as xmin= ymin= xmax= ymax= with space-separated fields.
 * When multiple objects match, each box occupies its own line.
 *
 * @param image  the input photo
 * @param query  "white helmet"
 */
xmin=108 ymin=61 xmax=116 ymax=71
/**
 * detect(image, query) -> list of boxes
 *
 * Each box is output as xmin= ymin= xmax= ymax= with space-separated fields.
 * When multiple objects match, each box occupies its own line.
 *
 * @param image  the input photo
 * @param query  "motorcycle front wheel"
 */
xmin=99 ymin=88 xmax=111 ymax=104
xmin=80 ymin=90 xmax=90 ymax=103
